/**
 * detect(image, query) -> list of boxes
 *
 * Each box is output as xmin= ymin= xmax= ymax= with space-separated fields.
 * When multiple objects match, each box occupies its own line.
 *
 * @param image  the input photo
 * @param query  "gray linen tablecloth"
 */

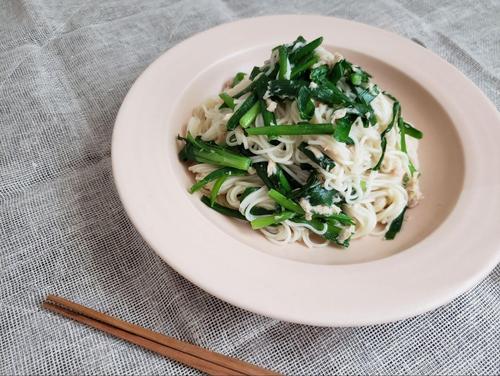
xmin=1 ymin=1 xmax=499 ymax=374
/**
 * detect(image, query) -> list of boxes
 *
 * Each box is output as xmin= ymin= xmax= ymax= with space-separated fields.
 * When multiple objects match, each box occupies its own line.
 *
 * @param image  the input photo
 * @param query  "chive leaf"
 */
xmin=321 ymin=212 xmax=355 ymax=226
xmin=385 ymin=206 xmax=407 ymax=240
xmin=233 ymin=73 xmax=268 ymax=99
xmin=232 ymin=72 xmax=246 ymax=87
xmin=297 ymin=86 xmax=315 ymax=120
xmin=310 ymin=65 xmax=329 ymax=83
xmin=249 ymin=66 xmax=261 ymax=80
xmin=201 ymin=196 xmax=245 ymax=220
xmin=373 ymin=101 xmax=400 ymax=170
xmin=253 ymin=162 xmax=291 ymax=194
xmin=334 ymin=117 xmax=353 ymax=143
xmin=268 ymin=189 xmax=304 ymax=214
xmin=290 ymin=55 xmax=319 ymax=79
xmin=290 ymin=37 xmax=323 ymax=63
xmin=311 ymin=79 xmax=352 ymax=106
xmin=189 ymin=167 xmax=245 ymax=193
xmin=268 ymin=79 xmax=308 ymax=98
xmin=298 ymin=142 xmax=335 ymax=171
xmin=276 ymin=168 xmax=292 ymax=193
xmin=210 ymin=175 xmax=228 ymax=206
xmin=323 ymin=218 xmax=350 ymax=247
xmin=330 ymin=60 xmax=347 ymax=84
xmin=250 ymin=211 xmax=295 ymax=230
xmin=398 ymin=118 xmax=418 ymax=175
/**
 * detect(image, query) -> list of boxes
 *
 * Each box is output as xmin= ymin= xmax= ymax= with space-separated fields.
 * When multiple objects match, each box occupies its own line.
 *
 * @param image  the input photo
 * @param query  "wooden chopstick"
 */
xmin=42 ymin=295 xmax=279 ymax=376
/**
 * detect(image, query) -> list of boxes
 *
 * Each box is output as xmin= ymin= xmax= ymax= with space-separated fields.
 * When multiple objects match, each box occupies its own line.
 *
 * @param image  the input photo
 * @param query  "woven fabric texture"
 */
xmin=1 ymin=0 xmax=499 ymax=374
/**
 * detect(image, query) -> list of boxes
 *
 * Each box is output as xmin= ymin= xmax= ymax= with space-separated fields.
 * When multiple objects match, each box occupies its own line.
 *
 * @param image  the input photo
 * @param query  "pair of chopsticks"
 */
xmin=42 ymin=295 xmax=279 ymax=375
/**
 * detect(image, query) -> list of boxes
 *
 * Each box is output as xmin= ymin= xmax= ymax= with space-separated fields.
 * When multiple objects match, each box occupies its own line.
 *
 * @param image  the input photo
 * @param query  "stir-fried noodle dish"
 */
xmin=178 ymin=36 xmax=423 ymax=248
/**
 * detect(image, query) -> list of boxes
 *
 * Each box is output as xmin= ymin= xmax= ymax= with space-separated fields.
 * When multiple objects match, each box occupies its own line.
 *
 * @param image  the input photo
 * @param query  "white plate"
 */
xmin=112 ymin=16 xmax=500 ymax=326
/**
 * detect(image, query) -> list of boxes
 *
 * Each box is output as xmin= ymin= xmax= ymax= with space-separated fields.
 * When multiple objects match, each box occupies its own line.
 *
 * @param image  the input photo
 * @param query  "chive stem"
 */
xmin=250 ymin=211 xmax=295 ymax=230
xmin=239 ymin=102 xmax=260 ymax=128
xmin=210 ymin=175 xmax=228 ymax=206
xmin=219 ymin=92 xmax=235 ymax=109
xmin=200 ymin=196 xmax=245 ymax=220
xmin=227 ymin=94 xmax=258 ymax=130
xmin=181 ymin=133 xmax=252 ymax=171
xmin=268 ymin=189 xmax=304 ymax=214
xmin=189 ymin=167 xmax=245 ymax=193
xmin=278 ymin=45 xmax=290 ymax=80
xmin=246 ymin=123 xmax=335 ymax=136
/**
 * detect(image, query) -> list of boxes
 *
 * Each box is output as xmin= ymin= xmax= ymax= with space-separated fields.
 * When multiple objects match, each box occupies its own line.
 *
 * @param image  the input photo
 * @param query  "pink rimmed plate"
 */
xmin=112 ymin=16 xmax=500 ymax=326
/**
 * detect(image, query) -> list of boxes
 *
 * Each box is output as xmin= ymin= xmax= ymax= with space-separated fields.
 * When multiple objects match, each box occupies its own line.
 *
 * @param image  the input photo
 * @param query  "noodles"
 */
xmin=178 ymin=36 xmax=423 ymax=248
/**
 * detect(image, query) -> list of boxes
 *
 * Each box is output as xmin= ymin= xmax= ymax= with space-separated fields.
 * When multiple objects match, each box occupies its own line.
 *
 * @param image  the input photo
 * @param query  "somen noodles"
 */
xmin=178 ymin=36 xmax=423 ymax=248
